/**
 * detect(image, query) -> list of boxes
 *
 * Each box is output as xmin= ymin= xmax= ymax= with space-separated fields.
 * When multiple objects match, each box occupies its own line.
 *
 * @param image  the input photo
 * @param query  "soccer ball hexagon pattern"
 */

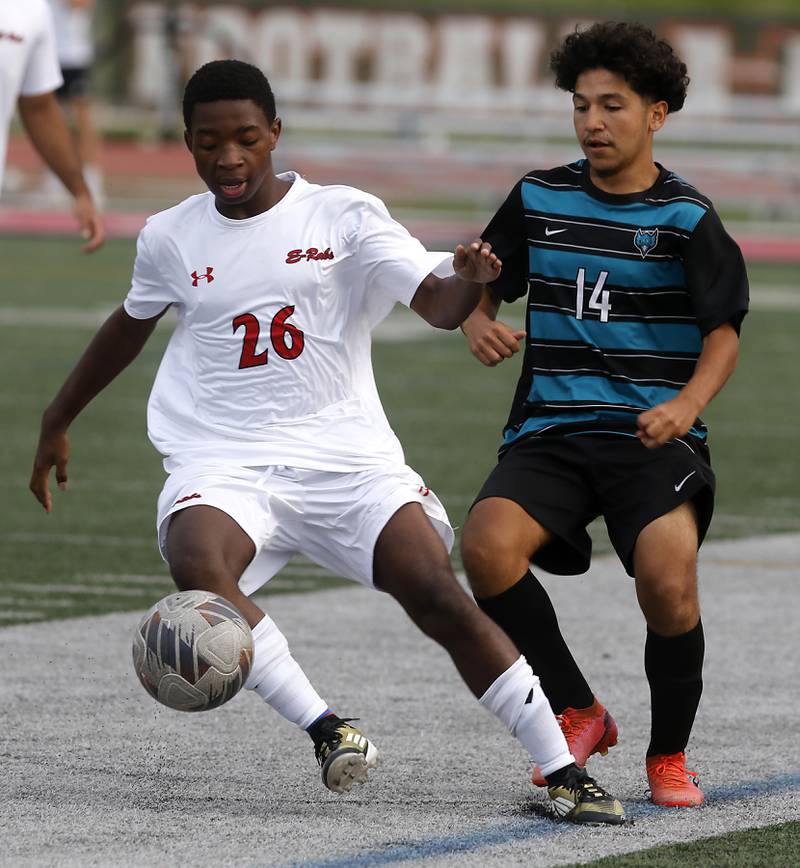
xmin=132 ymin=590 xmax=254 ymax=711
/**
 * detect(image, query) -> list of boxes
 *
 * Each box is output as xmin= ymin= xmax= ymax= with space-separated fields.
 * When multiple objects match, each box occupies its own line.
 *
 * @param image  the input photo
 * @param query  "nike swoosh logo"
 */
xmin=674 ymin=471 xmax=697 ymax=492
xmin=545 ymin=227 xmax=568 ymax=236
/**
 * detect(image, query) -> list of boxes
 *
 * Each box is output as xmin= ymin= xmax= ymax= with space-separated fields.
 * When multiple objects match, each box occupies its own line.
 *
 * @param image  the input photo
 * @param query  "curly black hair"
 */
xmin=182 ymin=59 xmax=276 ymax=129
xmin=550 ymin=22 xmax=689 ymax=113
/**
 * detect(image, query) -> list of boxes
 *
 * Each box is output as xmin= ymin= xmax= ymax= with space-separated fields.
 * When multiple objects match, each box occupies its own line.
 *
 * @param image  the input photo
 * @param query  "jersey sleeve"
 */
xmin=20 ymin=4 xmax=63 ymax=96
xmin=683 ymin=208 xmax=749 ymax=335
xmin=352 ymin=196 xmax=452 ymax=309
xmin=480 ymin=179 xmax=528 ymax=303
xmin=123 ymin=228 xmax=177 ymax=320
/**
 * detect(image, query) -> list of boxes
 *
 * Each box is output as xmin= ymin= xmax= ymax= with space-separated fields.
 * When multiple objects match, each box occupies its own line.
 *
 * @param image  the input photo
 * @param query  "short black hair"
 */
xmin=550 ymin=22 xmax=689 ymax=113
xmin=182 ymin=59 xmax=276 ymax=129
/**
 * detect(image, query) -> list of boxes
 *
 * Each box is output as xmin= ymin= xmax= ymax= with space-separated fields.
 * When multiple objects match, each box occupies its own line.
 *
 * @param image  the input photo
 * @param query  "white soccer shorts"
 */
xmin=156 ymin=463 xmax=455 ymax=594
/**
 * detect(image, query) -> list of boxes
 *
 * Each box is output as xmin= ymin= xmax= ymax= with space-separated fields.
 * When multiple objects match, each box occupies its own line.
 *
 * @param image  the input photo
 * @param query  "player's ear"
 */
xmin=184 ymin=129 xmax=193 ymax=152
xmin=269 ymin=117 xmax=282 ymax=150
xmin=649 ymin=100 xmax=668 ymax=132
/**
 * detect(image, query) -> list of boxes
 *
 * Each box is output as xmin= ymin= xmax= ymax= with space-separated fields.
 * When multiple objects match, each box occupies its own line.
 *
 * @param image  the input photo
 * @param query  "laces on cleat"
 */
xmin=646 ymin=752 xmax=704 ymax=807
xmin=312 ymin=716 xmax=360 ymax=764
xmin=547 ymin=767 xmax=626 ymax=825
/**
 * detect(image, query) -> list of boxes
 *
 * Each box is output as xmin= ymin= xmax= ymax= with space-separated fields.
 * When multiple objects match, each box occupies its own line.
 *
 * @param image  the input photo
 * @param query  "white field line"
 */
xmin=0 ymin=583 xmax=162 ymax=597
xmin=0 ymin=568 xmax=344 ymax=615
xmin=0 ymin=610 xmax=43 ymax=620
xmin=0 ymin=531 xmax=154 ymax=547
xmin=79 ymin=573 xmax=177 ymax=585
xmin=1 ymin=577 xmax=332 ymax=599
xmin=0 ymin=595 xmax=89 ymax=608
xmin=5 ymin=476 xmax=158 ymax=493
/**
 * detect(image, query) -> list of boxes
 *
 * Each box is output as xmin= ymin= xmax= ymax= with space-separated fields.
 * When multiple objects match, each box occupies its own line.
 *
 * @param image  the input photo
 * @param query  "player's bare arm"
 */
xmin=17 ymin=92 xmax=105 ymax=253
xmin=30 ymin=306 xmax=166 ymax=512
xmin=410 ymin=239 xmax=501 ymax=330
xmin=637 ymin=322 xmax=740 ymax=449
xmin=461 ymin=285 xmax=526 ymax=368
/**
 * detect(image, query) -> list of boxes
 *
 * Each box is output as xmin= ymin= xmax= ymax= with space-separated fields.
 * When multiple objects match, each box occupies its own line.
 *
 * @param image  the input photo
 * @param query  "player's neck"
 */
xmin=588 ymin=159 xmax=660 ymax=196
xmin=261 ymin=175 xmax=294 ymax=212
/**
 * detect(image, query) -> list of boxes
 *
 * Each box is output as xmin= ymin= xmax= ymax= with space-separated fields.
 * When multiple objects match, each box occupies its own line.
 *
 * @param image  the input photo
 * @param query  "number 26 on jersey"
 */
xmin=233 ymin=306 xmax=305 ymax=369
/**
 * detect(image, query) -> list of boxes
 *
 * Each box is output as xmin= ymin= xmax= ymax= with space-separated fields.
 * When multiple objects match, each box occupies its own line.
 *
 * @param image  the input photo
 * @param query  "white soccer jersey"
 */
xmin=124 ymin=172 xmax=454 ymax=473
xmin=0 ymin=0 xmax=63 ymax=195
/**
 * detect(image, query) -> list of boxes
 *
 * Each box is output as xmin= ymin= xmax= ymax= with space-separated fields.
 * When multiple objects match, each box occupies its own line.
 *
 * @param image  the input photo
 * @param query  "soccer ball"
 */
xmin=132 ymin=590 xmax=254 ymax=712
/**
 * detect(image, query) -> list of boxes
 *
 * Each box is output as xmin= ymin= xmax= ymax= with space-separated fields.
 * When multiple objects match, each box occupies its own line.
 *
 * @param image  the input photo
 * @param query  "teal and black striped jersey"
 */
xmin=482 ymin=160 xmax=749 ymax=453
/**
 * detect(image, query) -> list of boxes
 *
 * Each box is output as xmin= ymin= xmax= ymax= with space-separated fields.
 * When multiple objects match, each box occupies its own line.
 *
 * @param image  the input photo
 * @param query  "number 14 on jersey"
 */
xmin=576 ymin=268 xmax=611 ymax=322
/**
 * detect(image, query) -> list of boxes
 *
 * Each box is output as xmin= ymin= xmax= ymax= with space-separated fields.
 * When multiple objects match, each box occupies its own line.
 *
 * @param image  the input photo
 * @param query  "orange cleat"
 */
xmin=646 ymin=752 xmax=704 ymax=807
xmin=532 ymin=697 xmax=618 ymax=787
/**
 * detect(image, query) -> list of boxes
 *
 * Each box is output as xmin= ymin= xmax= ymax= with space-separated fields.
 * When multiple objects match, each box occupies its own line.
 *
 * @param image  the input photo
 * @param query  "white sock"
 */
xmin=479 ymin=655 xmax=575 ymax=778
xmin=244 ymin=613 xmax=329 ymax=729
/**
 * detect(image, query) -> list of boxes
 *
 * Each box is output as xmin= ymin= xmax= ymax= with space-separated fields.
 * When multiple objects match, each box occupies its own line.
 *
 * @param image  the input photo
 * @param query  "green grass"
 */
xmin=573 ymin=820 xmax=800 ymax=867
xmin=1 ymin=235 xmax=799 ymax=625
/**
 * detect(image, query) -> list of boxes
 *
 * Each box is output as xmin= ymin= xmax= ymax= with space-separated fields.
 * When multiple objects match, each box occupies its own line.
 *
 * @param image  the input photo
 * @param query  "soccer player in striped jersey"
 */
xmin=460 ymin=22 xmax=749 ymax=807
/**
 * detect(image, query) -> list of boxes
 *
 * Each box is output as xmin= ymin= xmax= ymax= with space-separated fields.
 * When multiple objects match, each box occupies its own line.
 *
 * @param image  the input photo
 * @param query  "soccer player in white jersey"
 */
xmin=0 ymin=0 xmax=103 ymax=249
xmin=30 ymin=59 xmax=623 ymax=824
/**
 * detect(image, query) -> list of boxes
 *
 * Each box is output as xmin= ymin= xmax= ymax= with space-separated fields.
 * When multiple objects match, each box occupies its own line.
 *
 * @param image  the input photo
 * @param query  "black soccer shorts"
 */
xmin=473 ymin=434 xmax=715 ymax=578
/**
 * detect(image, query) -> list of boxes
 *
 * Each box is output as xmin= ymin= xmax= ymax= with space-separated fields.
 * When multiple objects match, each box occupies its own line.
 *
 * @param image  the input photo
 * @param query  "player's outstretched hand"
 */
xmin=73 ymin=191 xmax=105 ymax=253
xmin=30 ymin=427 xmax=70 ymax=513
xmin=454 ymin=239 xmax=502 ymax=284
xmin=636 ymin=394 xmax=701 ymax=449
xmin=461 ymin=307 xmax=525 ymax=367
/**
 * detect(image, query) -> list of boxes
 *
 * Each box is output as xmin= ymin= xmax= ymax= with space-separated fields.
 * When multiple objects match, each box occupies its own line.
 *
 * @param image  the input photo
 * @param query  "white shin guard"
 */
xmin=479 ymin=655 xmax=575 ymax=778
xmin=244 ymin=612 xmax=329 ymax=730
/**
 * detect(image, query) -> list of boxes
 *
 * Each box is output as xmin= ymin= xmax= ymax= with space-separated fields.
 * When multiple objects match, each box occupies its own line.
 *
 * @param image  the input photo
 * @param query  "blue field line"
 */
xmin=284 ymin=772 xmax=800 ymax=868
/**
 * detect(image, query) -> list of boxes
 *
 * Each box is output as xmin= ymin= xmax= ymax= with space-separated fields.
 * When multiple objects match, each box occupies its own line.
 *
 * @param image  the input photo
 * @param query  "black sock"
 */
xmin=645 ymin=620 xmax=704 ymax=757
xmin=476 ymin=570 xmax=594 ymax=714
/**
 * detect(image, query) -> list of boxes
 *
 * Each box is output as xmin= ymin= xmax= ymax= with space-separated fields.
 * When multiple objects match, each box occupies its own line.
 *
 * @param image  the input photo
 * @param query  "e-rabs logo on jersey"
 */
xmin=286 ymin=248 xmax=335 ymax=264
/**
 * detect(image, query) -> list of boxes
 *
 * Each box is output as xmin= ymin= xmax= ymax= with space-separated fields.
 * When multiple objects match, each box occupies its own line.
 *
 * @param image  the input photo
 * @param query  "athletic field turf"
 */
xmin=1 ymin=235 xmax=798 ymax=865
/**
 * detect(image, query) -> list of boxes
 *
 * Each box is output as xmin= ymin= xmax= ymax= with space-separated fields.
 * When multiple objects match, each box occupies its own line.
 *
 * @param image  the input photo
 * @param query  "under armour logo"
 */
xmin=191 ymin=267 xmax=214 ymax=286
xmin=418 ymin=485 xmax=430 ymax=496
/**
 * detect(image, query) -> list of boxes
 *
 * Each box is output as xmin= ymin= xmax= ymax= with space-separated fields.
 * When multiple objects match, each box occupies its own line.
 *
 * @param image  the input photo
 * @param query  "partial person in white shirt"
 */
xmin=45 ymin=0 xmax=103 ymax=206
xmin=0 ymin=0 xmax=103 ymax=249
xmin=29 ymin=59 xmax=623 ymax=824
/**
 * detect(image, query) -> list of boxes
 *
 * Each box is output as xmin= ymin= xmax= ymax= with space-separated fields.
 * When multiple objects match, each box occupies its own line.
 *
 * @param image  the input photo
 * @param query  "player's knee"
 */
xmin=461 ymin=524 xmax=527 ymax=597
xmin=638 ymin=575 xmax=699 ymax=632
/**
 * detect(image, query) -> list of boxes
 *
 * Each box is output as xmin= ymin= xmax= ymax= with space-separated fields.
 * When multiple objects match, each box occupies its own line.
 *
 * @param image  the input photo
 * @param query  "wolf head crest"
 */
xmin=633 ymin=227 xmax=659 ymax=258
